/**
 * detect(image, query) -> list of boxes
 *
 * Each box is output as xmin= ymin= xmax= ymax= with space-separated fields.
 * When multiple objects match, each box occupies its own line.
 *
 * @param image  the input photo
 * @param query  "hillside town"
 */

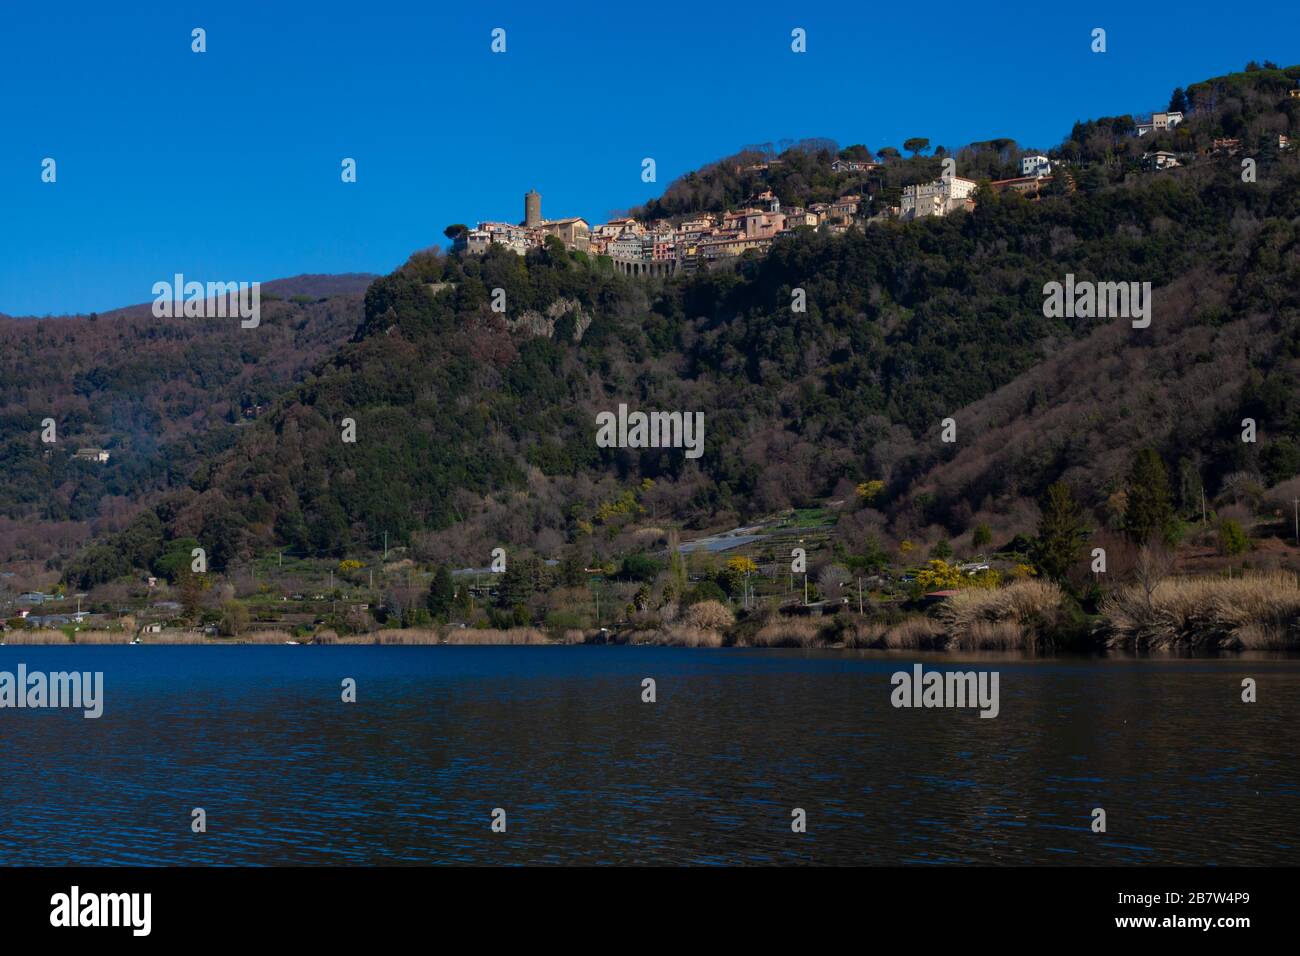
xmin=453 ymin=174 xmax=1003 ymax=275
xmin=450 ymin=96 xmax=1298 ymax=273
xmin=452 ymin=148 xmax=1078 ymax=272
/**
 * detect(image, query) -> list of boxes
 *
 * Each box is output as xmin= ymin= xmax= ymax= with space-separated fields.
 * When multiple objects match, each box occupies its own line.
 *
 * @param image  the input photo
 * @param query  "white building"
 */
xmin=899 ymin=176 xmax=978 ymax=221
xmin=1021 ymin=154 xmax=1051 ymax=177
xmin=609 ymin=231 xmax=649 ymax=260
xmin=1136 ymin=111 xmax=1184 ymax=136
xmin=1143 ymin=151 xmax=1181 ymax=170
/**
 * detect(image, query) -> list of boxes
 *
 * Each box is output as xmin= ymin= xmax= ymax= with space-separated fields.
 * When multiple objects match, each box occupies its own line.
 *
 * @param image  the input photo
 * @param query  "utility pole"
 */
xmin=383 ymin=532 xmax=388 ymax=560
xmin=1293 ymin=497 xmax=1299 ymax=547
xmin=803 ymin=573 xmax=808 ymax=606
xmin=858 ymin=578 xmax=863 ymax=615
xmin=1201 ymin=488 xmax=1206 ymax=526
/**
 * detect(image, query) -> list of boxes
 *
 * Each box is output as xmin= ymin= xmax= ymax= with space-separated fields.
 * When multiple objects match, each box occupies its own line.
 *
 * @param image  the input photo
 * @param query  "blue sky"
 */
xmin=2 ymin=0 xmax=1297 ymax=316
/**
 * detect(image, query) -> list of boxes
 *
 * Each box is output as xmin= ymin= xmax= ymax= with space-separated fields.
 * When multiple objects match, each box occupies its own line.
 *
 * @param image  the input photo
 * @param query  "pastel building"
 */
xmin=899 ymin=176 xmax=978 ymax=221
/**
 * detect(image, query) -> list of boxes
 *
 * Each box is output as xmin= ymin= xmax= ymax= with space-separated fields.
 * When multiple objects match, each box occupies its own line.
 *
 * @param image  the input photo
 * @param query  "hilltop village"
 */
xmin=450 ymin=97 xmax=1298 ymax=274
xmin=453 ymin=168 xmax=1014 ymax=276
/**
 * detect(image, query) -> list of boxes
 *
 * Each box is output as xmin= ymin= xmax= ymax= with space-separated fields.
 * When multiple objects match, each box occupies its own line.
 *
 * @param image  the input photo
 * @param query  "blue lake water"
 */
xmin=0 ymin=646 xmax=1295 ymax=865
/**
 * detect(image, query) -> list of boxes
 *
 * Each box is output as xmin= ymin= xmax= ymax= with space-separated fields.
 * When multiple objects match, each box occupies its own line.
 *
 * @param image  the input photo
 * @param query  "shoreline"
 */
xmin=2 ymin=630 xmax=1297 ymax=658
xmin=7 ymin=574 xmax=1300 ymax=652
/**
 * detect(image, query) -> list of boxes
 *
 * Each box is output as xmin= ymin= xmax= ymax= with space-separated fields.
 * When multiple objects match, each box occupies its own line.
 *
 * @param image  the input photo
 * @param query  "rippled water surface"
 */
xmin=0 ymin=646 xmax=1295 ymax=865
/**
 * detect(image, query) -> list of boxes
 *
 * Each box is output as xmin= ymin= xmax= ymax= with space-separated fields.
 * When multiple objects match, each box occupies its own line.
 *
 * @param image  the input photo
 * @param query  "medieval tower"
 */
xmin=524 ymin=189 xmax=542 ymax=227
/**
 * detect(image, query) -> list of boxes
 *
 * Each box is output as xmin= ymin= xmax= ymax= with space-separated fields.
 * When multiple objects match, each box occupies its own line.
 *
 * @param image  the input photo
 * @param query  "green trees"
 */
xmin=1123 ymin=449 xmax=1178 ymax=545
xmin=498 ymin=556 xmax=546 ymax=610
xmin=1218 ymin=519 xmax=1249 ymax=556
xmin=618 ymin=553 xmax=660 ymax=582
xmin=1032 ymin=482 xmax=1087 ymax=583
xmin=218 ymin=600 xmax=250 ymax=637
xmin=426 ymin=565 xmax=455 ymax=619
xmin=558 ymin=545 xmax=586 ymax=588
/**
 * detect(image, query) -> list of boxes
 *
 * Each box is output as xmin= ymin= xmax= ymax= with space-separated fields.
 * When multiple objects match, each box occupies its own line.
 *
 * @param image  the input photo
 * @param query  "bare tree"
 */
xmin=1134 ymin=541 xmax=1176 ymax=609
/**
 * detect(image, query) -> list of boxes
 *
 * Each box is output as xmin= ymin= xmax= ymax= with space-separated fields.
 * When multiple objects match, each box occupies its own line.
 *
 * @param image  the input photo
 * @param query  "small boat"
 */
xmin=284 ymin=640 xmax=300 ymax=645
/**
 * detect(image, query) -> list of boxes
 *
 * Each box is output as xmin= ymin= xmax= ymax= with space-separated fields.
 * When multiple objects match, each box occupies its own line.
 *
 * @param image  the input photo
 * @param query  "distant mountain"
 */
xmin=53 ymin=65 xmax=1300 ymax=590
xmin=0 ymin=273 xmax=377 ymax=322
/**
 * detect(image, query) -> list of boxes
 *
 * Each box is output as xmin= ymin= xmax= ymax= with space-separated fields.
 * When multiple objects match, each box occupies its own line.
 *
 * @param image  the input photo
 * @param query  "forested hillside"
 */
xmin=53 ymin=66 xmax=1300 ymax=591
xmin=0 ymin=275 xmax=371 ymax=563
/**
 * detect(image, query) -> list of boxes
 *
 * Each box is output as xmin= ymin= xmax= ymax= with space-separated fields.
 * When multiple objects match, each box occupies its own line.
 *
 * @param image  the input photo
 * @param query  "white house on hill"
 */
xmin=1021 ymin=154 xmax=1051 ymax=177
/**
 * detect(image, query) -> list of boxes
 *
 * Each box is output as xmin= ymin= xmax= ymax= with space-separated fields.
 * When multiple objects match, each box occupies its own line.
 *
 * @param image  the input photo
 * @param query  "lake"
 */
xmin=0 ymin=646 xmax=1295 ymax=865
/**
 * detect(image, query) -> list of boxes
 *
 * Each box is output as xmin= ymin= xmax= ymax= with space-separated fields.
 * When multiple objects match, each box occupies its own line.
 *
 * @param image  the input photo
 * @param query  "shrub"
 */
xmin=682 ymin=600 xmax=734 ymax=631
xmin=1218 ymin=519 xmax=1249 ymax=556
xmin=683 ymin=580 xmax=727 ymax=605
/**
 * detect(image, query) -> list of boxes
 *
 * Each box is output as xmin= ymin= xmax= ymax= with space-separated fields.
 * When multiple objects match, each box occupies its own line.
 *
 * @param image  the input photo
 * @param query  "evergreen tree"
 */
xmin=558 ymin=544 xmax=586 ymax=588
xmin=426 ymin=564 xmax=454 ymax=619
xmin=1032 ymin=482 xmax=1086 ymax=583
xmin=1123 ymin=449 xmax=1176 ymax=545
xmin=498 ymin=556 xmax=539 ymax=607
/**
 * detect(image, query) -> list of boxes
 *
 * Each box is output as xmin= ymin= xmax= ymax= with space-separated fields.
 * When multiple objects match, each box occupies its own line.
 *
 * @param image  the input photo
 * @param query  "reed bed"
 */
xmin=840 ymin=619 xmax=889 ymax=649
xmin=240 ymin=630 xmax=299 ymax=644
xmin=445 ymin=627 xmax=551 ymax=645
xmin=745 ymin=619 xmax=826 ymax=647
xmin=371 ymin=628 xmax=441 ymax=644
xmin=150 ymin=631 xmax=211 ymax=644
xmin=1101 ymin=573 xmax=1300 ymax=650
xmin=649 ymin=625 xmax=725 ymax=647
xmin=310 ymin=631 xmax=374 ymax=645
xmin=2 ymin=631 xmax=75 ymax=645
xmin=937 ymin=580 xmax=1065 ymax=650
xmin=880 ymin=616 xmax=947 ymax=649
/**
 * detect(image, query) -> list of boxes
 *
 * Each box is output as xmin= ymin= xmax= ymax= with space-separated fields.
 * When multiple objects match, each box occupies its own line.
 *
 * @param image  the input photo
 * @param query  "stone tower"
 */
xmin=524 ymin=189 xmax=541 ymax=227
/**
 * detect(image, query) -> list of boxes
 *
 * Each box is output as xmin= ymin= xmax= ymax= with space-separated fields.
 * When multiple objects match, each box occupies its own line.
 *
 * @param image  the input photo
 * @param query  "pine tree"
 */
xmin=1123 ymin=449 xmax=1176 ymax=545
xmin=426 ymin=565 xmax=454 ymax=619
xmin=498 ymin=556 xmax=538 ymax=608
xmin=1033 ymin=482 xmax=1086 ymax=583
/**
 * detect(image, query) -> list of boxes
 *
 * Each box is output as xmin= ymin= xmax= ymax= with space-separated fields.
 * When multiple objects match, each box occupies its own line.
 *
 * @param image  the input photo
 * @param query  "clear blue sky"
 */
xmin=2 ymin=0 xmax=1297 ymax=316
